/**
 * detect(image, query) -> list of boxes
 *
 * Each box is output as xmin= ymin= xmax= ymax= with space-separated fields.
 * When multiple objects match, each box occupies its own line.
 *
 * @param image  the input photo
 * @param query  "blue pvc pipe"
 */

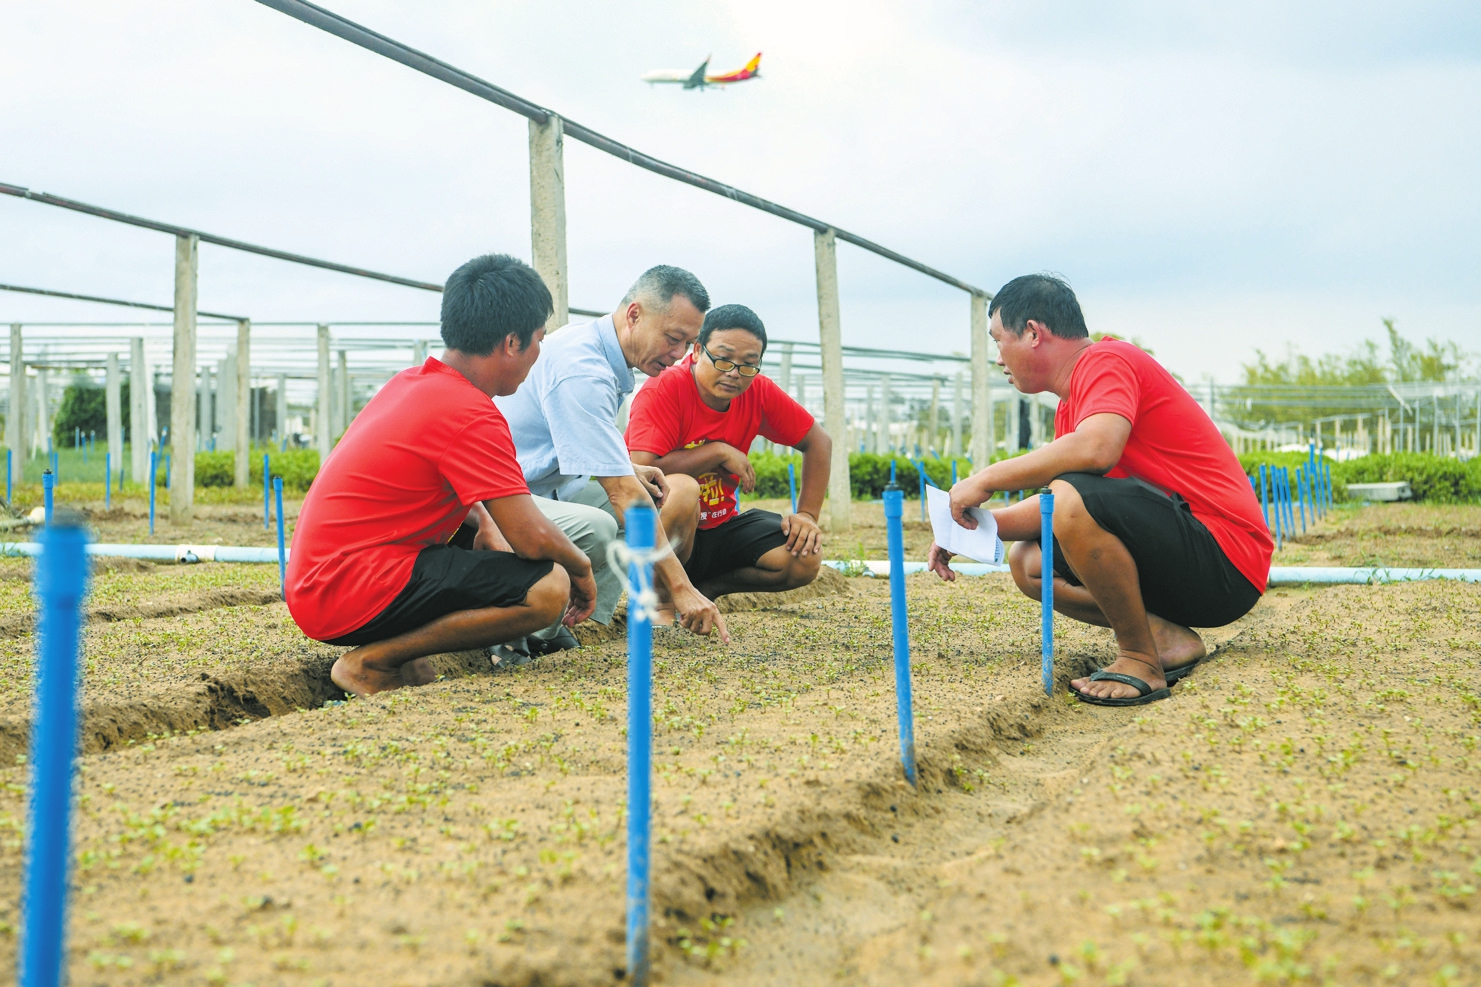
xmin=263 ymin=454 xmax=271 ymax=529
xmin=1272 ymin=468 xmax=1285 ymax=548
xmin=42 ymin=470 xmax=54 ymax=526
xmin=1296 ymin=467 xmax=1307 ymax=533
xmin=1259 ymin=464 xmax=1271 ymax=532
xmin=1040 ymin=488 xmax=1055 ymax=696
xmin=882 ymin=487 xmax=918 ymax=786
xmin=22 ymin=520 xmax=88 ymax=987
xmin=951 ymin=460 xmax=958 ymax=486
xmin=274 ymin=478 xmax=286 ymax=597
xmin=164 ymin=453 xmax=170 ymax=490
xmin=105 ymin=452 xmax=111 ymax=511
xmin=889 ymin=459 xmax=897 ymax=484
xmin=624 ymin=505 xmax=655 ymax=987
xmin=787 ymin=462 xmax=797 ymax=516
xmin=148 ymin=452 xmax=157 ymax=536
xmin=1283 ymin=468 xmax=1296 ymax=535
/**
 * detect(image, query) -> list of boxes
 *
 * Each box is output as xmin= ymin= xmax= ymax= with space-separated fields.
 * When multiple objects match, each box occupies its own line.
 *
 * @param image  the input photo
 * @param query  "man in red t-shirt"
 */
xmin=286 ymin=254 xmax=597 ymax=697
xmin=627 ymin=304 xmax=832 ymax=597
xmin=928 ymin=275 xmax=1272 ymax=707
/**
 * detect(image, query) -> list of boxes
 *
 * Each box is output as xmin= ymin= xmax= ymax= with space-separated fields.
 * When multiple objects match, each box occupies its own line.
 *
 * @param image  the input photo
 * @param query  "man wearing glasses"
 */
xmin=627 ymin=304 xmax=832 ymax=599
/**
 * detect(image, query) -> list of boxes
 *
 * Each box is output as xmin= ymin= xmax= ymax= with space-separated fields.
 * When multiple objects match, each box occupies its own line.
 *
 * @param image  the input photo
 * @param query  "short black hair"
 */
xmin=440 ymin=254 xmax=553 ymax=355
xmin=699 ymin=303 xmax=767 ymax=354
xmin=988 ymin=274 xmax=1088 ymax=339
xmin=620 ymin=265 xmax=710 ymax=315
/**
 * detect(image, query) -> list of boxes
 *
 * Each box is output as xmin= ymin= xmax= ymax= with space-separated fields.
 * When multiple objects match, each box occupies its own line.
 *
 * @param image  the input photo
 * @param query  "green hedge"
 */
xmin=190 ymin=448 xmax=321 ymax=492
xmin=749 ymin=450 xmax=977 ymax=500
xmin=1237 ymin=451 xmax=1481 ymax=504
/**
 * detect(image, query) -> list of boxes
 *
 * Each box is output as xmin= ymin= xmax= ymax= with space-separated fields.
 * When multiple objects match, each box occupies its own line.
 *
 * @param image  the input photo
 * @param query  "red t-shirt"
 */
xmin=1054 ymin=340 xmax=1273 ymax=593
xmin=626 ymin=355 xmax=814 ymax=529
xmin=286 ymin=358 xmax=529 ymax=641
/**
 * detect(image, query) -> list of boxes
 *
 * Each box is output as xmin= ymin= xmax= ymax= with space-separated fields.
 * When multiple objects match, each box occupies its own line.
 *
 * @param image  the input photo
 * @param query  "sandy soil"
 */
xmin=0 ymin=500 xmax=1474 ymax=985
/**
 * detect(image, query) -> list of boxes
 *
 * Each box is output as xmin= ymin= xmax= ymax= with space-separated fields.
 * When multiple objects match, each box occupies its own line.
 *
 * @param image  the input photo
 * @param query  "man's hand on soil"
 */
xmin=671 ymin=584 xmax=731 ymax=643
xmin=927 ymin=541 xmax=957 ymax=581
xmin=562 ymin=566 xmax=598 ymax=626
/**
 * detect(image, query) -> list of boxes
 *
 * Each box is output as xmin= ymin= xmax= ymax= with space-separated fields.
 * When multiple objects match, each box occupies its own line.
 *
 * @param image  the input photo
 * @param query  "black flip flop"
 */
xmin=1164 ymin=657 xmax=1202 ymax=687
xmin=1072 ymin=670 xmax=1171 ymax=707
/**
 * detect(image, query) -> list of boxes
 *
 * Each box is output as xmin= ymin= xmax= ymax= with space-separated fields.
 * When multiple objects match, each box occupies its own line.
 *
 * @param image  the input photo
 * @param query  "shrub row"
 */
xmin=1236 ymin=451 xmax=1481 ymax=504
xmin=749 ymin=450 xmax=979 ymax=500
xmin=192 ymin=448 xmax=321 ymax=492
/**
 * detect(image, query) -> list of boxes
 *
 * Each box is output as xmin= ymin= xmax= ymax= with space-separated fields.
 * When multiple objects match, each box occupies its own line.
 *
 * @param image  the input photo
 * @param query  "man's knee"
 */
xmin=665 ymin=473 xmax=700 ymax=509
xmin=782 ymin=551 xmax=821 ymax=589
xmin=1048 ymin=479 xmax=1094 ymax=540
xmin=563 ymin=506 xmax=619 ymax=562
xmin=525 ymin=566 xmax=570 ymax=623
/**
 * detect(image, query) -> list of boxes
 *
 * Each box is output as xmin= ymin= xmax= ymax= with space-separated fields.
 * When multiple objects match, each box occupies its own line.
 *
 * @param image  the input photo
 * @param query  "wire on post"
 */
xmin=1040 ymin=487 xmax=1055 ymax=696
xmin=624 ymin=504 xmax=656 ymax=987
xmin=22 ymin=514 xmax=89 ymax=987
xmin=882 ymin=482 xmax=918 ymax=786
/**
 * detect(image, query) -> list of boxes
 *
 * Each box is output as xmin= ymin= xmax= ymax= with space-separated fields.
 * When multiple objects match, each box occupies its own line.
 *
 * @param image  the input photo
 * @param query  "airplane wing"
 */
xmin=682 ymin=57 xmax=711 ymax=89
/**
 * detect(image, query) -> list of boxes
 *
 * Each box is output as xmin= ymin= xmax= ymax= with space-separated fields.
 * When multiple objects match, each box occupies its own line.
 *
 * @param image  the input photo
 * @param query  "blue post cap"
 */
xmin=883 ymin=485 xmax=903 ymax=518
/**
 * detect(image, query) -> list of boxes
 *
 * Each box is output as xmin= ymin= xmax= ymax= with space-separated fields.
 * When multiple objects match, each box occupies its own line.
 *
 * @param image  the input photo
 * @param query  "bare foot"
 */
xmin=1071 ymin=652 xmax=1167 ymax=701
xmin=1150 ymin=616 xmax=1206 ymax=671
xmin=330 ymin=650 xmax=406 ymax=698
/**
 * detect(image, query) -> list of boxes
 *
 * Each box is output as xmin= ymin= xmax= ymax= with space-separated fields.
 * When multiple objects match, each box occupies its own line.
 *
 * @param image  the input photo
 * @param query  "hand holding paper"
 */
xmin=926 ymin=485 xmax=1005 ymax=564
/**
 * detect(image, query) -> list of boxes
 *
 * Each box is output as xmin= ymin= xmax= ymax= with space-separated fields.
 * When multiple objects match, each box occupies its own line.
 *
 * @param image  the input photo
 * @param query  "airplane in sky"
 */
xmin=641 ymin=53 xmax=762 ymax=90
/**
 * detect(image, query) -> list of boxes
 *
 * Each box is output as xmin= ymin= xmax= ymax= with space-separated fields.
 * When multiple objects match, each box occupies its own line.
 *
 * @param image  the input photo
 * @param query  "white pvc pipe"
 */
xmin=2 ymin=543 xmax=286 ymax=564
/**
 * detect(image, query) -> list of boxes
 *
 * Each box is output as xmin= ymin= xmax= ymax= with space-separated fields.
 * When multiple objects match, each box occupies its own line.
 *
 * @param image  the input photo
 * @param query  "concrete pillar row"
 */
xmin=969 ymin=292 xmax=991 ymax=466
xmin=929 ymin=378 xmax=941 ymax=455
xmin=199 ymin=365 xmax=215 ymax=452
xmin=529 ymin=115 xmax=569 ymax=332
xmin=813 ymin=228 xmax=850 ymax=532
xmin=129 ymin=337 xmax=149 ymax=482
xmin=315 ymin=324 xmax=332 ymax=457
xmin=218 ymin=354 xmax=236 ymax=453
xmin=6 ymin=324 xmax=24 ymax=460
xmin=951 ymin=369 xmax=964 ymax=458
xmin=35 ymin=369 xmax=50 ymax=456
xmin=235 ymin=320 xmax=251 ymax=487
xmin=413 ymin=340 xmax=428 ymax=367
xmin=171 ymin=233 xmax=199 ymax=522
xmin=275 ymin=373 xmax=289 ymax=447
xmin=337 ymin=349 xmax=350 ymax=437
xmin=878 ymin=375 xmax=892 ymax=455
xmin=105 ymin=353 xmax=123 ymax=481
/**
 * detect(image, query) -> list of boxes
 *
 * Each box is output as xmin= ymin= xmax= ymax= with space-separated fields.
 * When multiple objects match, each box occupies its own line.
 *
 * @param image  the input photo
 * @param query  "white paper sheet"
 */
xmin=926 ymin=485 xmax=1005 ymax=564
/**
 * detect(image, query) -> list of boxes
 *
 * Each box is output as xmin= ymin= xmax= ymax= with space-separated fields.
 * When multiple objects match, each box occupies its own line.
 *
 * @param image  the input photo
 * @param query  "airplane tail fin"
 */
xmin=744 ymin=52 xmax=762 ymax=75
xmin=684 ymin=56 xmax=711 ymax=88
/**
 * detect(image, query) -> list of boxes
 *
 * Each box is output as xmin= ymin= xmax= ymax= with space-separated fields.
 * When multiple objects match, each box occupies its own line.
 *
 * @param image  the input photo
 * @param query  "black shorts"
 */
xmin=326 ymin=543 xmax=553 ymax=647
xmin=684 ymin=509 xmax=789 ymax=586
xmin=1049 ymin=472 xmax=1261 ymax=628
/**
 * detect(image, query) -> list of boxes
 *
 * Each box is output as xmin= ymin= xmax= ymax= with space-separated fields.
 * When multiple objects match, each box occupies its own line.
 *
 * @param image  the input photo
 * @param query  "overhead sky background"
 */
xmin=2 ymin=0 xmax=1477 ymax=382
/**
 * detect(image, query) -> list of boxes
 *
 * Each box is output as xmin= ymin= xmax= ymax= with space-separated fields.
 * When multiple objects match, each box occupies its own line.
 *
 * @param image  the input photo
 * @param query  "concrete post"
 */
xmin=778 ymin=342 xmax=794 ymax=395
xmin=276 ymin=373 xmax=288 ymax=446
xmin=145 ymin=366 xmax=158 ymax=453
xmin=929 ymin=378 xmax=940 ymax=455
xmin=970 ymin=292 xmax=991 ymax=465
xmin=879 ymin=375 xmax=892 ymax=455
xmin=814 ymin=228 xmax=851 ymax=531
xmin=199 ymin=365 xmax=215 ymax=452
xmin=316 ymin=324 xmax=332 ymax=457
xmin=36 ymin=369 xmax=50 ymax=456
xmin=171 ymin=233 xmax=199 ymax=520
xmin=337 ymin=349 xmax=350 ymax=435
xmin=6 ymin=324 xmax=23 ymax=460
xmin=218 ymin=354 xmax=236 ymax=453
xmin=529 ymin=115 xmax=569 ymax=331
xmin=951 ymin=369 xmax=964 ymax=457
xmin=235 ymin=320 xmax=251 ymax=486
xmin=412 ymin=339 xmax=428 ymax=367
xmin=865 ymin=384 xmax=876 ymax=453
xmin=105 ymin=352 xmax=123 ymax=482
xmin=129 ymin=337 xmax=148 ymax=482
xmin=796 ymin=375 xmax=807 ymax=410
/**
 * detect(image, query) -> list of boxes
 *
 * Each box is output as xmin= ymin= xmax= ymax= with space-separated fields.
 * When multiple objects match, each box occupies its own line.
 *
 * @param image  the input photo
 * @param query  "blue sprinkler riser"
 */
xmin=822 ymin=561 xmax=1481 ymax=585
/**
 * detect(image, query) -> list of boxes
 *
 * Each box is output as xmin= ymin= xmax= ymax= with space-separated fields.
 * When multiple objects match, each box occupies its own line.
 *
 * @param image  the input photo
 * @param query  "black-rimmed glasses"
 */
xmin=701 ymin=344 xmax=761 ymax=377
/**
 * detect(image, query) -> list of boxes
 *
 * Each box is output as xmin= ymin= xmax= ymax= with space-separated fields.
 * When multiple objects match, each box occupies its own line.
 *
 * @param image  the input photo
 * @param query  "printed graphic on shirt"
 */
xmin=685 ymin=439 xmax=735 ymax=525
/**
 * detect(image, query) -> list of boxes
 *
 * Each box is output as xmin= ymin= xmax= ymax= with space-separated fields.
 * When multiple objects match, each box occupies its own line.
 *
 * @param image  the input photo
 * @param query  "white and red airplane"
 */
xmin=641 ymin=53 xmax=762 ymax=90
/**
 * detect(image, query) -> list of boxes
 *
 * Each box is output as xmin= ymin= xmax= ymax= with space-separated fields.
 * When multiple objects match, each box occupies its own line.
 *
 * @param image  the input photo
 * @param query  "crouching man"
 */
xmin=285 ymin=254 xmax=596 ymax=697
xmin=626 ymin=303 xmax=831 ymax=599
xmin=928 ymin=275 xmax=1272 ymax=706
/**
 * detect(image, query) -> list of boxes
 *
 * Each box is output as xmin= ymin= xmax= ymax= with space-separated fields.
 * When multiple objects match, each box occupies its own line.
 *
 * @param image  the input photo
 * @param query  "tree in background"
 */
xmin=1243 ymin=320 xmax=1472 ymax=386
xmin=53 ymin=376 xmax=130 ymax=449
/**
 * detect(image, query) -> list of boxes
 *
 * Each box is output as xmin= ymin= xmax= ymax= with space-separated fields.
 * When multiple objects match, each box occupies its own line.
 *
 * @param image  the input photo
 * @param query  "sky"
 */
xmin=1 ymin=0 xmax=1478 ymax=383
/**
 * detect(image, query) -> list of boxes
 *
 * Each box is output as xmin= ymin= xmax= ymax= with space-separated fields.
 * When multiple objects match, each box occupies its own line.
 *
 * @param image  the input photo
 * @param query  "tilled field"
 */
xmin=0 ymin=500 xmax=1475 ymax=985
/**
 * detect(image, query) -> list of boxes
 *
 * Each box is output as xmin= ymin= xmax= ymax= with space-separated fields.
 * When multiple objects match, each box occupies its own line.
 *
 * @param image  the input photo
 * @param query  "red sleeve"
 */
xmin=438 ymin=411 xmax=528 ymax=504
xmin=1070 ymin=349 xmax=1140 ymax=429
xmin=626 ymin=371 xmax=684 ymax=455
xmin=756 ymin=376 xmax=815 ymax=446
